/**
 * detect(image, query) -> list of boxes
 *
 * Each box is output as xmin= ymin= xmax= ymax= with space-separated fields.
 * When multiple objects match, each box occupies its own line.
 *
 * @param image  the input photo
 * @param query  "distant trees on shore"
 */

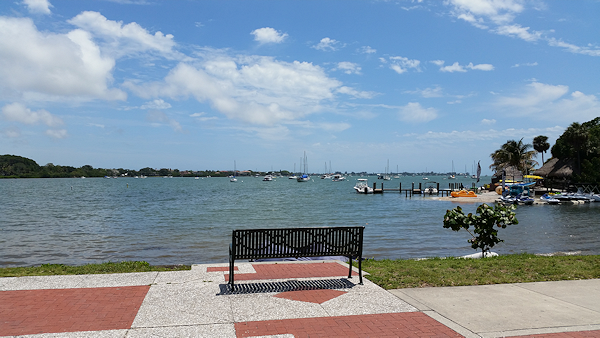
xmin=0 ymin=155 xmax=235 ymax=178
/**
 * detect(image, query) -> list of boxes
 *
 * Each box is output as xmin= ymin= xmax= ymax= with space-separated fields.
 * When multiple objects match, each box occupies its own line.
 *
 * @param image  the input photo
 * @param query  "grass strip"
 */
xmin=361 ymin=253 xmax=600 ymax=289
xmin=0 ymin=261 xmax=190 ymax=277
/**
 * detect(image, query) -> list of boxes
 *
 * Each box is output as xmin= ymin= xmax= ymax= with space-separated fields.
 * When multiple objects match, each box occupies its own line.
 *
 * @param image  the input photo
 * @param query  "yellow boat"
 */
xmin=451 ymin=190 xmax=477 ymax=198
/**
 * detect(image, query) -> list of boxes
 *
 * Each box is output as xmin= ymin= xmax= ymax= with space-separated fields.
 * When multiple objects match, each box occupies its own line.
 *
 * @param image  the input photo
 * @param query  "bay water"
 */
xmin=1 ymin=176 xmax=599 ymax=267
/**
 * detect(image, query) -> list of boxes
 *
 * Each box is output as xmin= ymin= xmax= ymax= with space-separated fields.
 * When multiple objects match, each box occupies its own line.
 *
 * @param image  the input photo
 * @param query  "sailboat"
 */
xmin=289 ymin=163 xmax=297 ymax=179
xmin=230 ymin=161 xmax=237 ymax=182
xmin=383 ymin=159 xmax=391 ymax=180
xmin=448 ymin=161 xmax=456 ymax=179
xmin=297 ymin=151 xmax=310 ymax=182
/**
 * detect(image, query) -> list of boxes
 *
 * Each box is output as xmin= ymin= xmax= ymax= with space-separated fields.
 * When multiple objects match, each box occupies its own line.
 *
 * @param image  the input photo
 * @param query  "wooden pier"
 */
xmin=372 ymin=182 xmax=468 ymax=197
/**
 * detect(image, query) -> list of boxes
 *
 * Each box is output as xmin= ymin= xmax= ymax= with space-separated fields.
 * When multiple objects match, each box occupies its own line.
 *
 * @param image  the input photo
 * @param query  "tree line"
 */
xmin=0 ymin=155 xmax=235 ymax=178
xmin=489 ymin=117 xmax=600 ymax=185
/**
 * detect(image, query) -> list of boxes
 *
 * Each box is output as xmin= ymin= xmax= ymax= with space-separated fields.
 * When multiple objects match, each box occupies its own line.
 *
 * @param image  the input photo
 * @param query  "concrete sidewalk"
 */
xmin=0 ymin=261 xmax=599 ymax=337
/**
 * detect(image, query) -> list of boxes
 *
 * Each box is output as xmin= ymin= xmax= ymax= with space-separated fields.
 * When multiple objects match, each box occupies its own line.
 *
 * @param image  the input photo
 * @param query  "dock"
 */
xmin=372 ymin=182 xmax=473 ymax=197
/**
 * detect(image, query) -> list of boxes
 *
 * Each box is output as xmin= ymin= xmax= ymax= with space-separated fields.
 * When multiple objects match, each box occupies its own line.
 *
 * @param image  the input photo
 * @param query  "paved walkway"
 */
xmin=0 ymin=261 xmax=599 ymax=337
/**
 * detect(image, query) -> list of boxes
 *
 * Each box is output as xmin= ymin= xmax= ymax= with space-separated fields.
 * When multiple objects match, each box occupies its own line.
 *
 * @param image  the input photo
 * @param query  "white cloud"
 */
xmin=335 ymin=61 xmax=361 ymax=75
xmin=140 ymin=99 xmax=171 ymax=109
xmin=385 ymin=56 xmax=421 ymax=74
xmin=124 ymin=54 xmax=347 ymax=126
xmin=1 ymin=126 xmax=21 ymax=138
xmin=190 ymin=112 xmax=218 ymax=122
xmin=23 ymin=0 xmax=52 ymax=15
xmin=547 ymin=38 xmax=600 ymax=57
xmin=251 ymin=27 xmax=288 ymax=44
xmin=358 ymin=46 xmax=376 ymax=54
xmin=398 ymin=102 xmax=438 ymax=123
xmin=512 ymin=62 xmax=538 ymax=67
xmin=68 ymin=11 xmax=177 ymax=59
xmin=481 ymin=118 xmax=496 ymax=125
xmin=430 ymin=60 xmax=445 ymax=66
xmin=495 ymin=24 xmax=542 ymax=42
xmin=0 ymin=17 xmax=125 ymax=101
xmin=2 ymin=102 xmax=63 ymax=127
xmin=336 ymin=86 xmax=376 ymax=99
xmin=448 ymin=0 xmax=525 ymax=26
xmin=312 ymin=37 xmax=344 ymax=51
xmin=440 ymin=62 xmax=466 ymax=73
xmin=438 ymin=61 xmax=494 ymax=72
xmin=496 ymin=82 xmax=600 ymax=122
xmin=46 ymin=129 xmax=67 ymax=139
xmin=147 ymin=110 xmax=182 ymax=132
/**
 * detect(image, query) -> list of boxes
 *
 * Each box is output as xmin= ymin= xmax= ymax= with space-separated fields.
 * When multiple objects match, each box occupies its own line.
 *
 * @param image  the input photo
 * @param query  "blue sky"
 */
xmin=1 ymin=0 xmax=599 ymax=175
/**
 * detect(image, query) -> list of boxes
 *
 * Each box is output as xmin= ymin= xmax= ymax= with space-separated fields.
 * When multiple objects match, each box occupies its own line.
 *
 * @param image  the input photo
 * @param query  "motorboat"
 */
xmin=354 ymin=179 xmax=373 ymax=194
xmin=540 ymin=194 xmax=560 ymax=204
xmin=423 ymin=183 xmax=438 ymax=194
xmin=332 ymin=174 xmax=346 ymax=182
xmin=263 ymin=175 xmax=273 ymax=181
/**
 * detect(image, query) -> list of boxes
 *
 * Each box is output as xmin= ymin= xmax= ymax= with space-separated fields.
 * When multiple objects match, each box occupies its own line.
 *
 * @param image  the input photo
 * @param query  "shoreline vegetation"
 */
xmin=1 ymin=254 xmax=598 ymax=290
xmin=0 ymin=154 xmax=476 ymax=179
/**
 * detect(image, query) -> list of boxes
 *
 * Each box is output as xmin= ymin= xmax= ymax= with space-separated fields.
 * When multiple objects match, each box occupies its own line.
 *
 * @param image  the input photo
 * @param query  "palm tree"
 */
xmin=533 ymin=135 xmax=550 ymax=165
xmin=490 ymin=138 xmax=538 ymax=174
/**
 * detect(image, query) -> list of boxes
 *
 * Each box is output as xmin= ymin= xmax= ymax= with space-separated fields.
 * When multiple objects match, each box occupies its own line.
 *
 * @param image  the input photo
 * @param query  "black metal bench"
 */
xmin=228 ymin=226 xmax=364 ymax=289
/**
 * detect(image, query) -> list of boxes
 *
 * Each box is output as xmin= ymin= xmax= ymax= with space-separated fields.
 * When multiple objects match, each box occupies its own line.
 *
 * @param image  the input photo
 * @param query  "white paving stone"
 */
xmin=132 ymin=281 xmax=233 ymax=327
xmin=126 ymin=324 xmax=236 ymax=338
xmin=0 ymin=274 xmax=84 ymax=290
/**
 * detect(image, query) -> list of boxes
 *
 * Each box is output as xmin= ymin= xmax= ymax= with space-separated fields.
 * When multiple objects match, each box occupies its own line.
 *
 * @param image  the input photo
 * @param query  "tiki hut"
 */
xmin=533 ymin=158 xmax=576 ymax=179
xmin=490 ymin=166 xmax=523 ymax=189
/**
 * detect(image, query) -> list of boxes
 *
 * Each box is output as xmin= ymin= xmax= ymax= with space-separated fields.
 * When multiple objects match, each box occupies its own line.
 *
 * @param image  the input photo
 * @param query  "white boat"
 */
xmin=263 ymin=175 xmax=273 ymax=181
xmin=320 ymin=174 xmax=331 ymax=179
xmin=288 ymin=175 xmax=297 ymax=179
xmin=354 ymin=178 xmax=373 ymax=194
xmin=332 ymin=174 xmax=346 ymax=181
xmin=230 ymin=161 xmax=237 ymax=182
xmin=423 ymin=183 xmax=438 ymax=194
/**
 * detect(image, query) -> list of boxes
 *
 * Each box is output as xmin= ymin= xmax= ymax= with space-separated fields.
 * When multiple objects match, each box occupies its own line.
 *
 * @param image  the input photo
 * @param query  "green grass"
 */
xmin=361 ymin=253 xmax=600 ymax=289
xmin=0 ymin=261 xmax=190 ymax=277
xmin=2 ymin=255 xmax=599 ymax=290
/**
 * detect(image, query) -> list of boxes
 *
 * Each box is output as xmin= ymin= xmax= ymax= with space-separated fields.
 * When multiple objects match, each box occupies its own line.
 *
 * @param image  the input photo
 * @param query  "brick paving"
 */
xmin=0 ymin=285 xmax=149 ymax=336
xmin=235 ymin=312 xmax=464 ymax=338
xmin=274 ymin=288 xmax=347 ymax=304
xmin=225 ymin=262 xmax=358 ymax=282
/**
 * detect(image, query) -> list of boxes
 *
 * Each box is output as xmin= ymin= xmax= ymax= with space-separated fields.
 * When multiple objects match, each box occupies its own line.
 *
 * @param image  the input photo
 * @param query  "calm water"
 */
xmin=1 ymin=176 xmax=599 ymax=267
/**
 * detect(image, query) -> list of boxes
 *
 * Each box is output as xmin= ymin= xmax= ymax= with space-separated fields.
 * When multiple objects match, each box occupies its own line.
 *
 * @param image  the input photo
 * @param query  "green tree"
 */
xmin=489 ymin=138 xmax=537 ymax=174
xmin=533 ymin=135 xmax=550 ymax=165
xmin=443 ymin=204 xmax=518 ymax=257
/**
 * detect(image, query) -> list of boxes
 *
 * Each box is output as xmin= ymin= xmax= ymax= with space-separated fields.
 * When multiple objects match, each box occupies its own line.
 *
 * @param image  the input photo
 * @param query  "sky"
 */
xmin=1 ymin=0 xmax=599 ymax=175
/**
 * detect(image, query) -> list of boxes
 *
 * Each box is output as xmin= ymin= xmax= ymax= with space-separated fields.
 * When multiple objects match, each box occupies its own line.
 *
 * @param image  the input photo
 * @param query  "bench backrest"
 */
xmin=231 ymin=227 xmax=364 ymax=260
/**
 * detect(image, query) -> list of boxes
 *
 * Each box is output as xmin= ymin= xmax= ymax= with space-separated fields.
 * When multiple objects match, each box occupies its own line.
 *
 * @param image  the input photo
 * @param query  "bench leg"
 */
xmin=229 ymin=257 xmax=235 ymax=290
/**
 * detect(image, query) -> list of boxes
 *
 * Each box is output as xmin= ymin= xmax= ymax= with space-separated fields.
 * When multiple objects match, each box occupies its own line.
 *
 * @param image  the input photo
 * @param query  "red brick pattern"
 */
xmin=225 ymin=262 xmax=357 ymax=282
xmin=0 ymin=286 xmax=149 ymax=336
xmin=274 ymin=289 xmax=347 ymax=304
xmin=507 ymin=331 xmax=600 ymax=338
xmin=207 ymin=266 xmax=238 ymax=272
xmin=235 ymin=312 xmax=464 ymax=337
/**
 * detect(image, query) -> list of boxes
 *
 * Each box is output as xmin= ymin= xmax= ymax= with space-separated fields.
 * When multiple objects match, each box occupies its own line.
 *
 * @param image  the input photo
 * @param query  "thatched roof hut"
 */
xmin=492 ymin=166 xmax=523 ymax=181
xmin=533 ymin=158 xmax=575 ymax=178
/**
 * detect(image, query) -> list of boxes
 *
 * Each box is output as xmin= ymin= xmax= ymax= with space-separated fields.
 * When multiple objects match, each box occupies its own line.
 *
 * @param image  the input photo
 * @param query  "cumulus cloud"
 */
xmin=383 ymin=56 xmax=420 ymax=74
xmin=481 ymin=118 xmax=496 ymax=125
xmin=124 ymin=54 xmax=355 ymax=126
xmin=0 ymin=16 xmax=125 ymax=101
xmin=438 ymin=61 xmax=494 ymax=72
xmin=335 ymin=61 xmax=361 ymax=75
xmin=251 ymin=27 xmax=288 ymax=44
xmin=2 ymin=102 xmax=63 ymax=127
xmin=398 ymin=102 xmax=438 ymax=123
xmin=68 ymin=11 xmax=177 ymax=59
xmin=312 ymin=37 xmax=344 ymax=51
xmin=496 ymin=81 xmax=600 ymax=122
xmin=23 ymin=0 xmax=52 ymax=15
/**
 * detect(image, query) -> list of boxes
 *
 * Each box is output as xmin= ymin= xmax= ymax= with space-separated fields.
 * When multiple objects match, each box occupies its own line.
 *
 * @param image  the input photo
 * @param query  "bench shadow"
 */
xmin=218 ymin=278 xmax=356 ymax=295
